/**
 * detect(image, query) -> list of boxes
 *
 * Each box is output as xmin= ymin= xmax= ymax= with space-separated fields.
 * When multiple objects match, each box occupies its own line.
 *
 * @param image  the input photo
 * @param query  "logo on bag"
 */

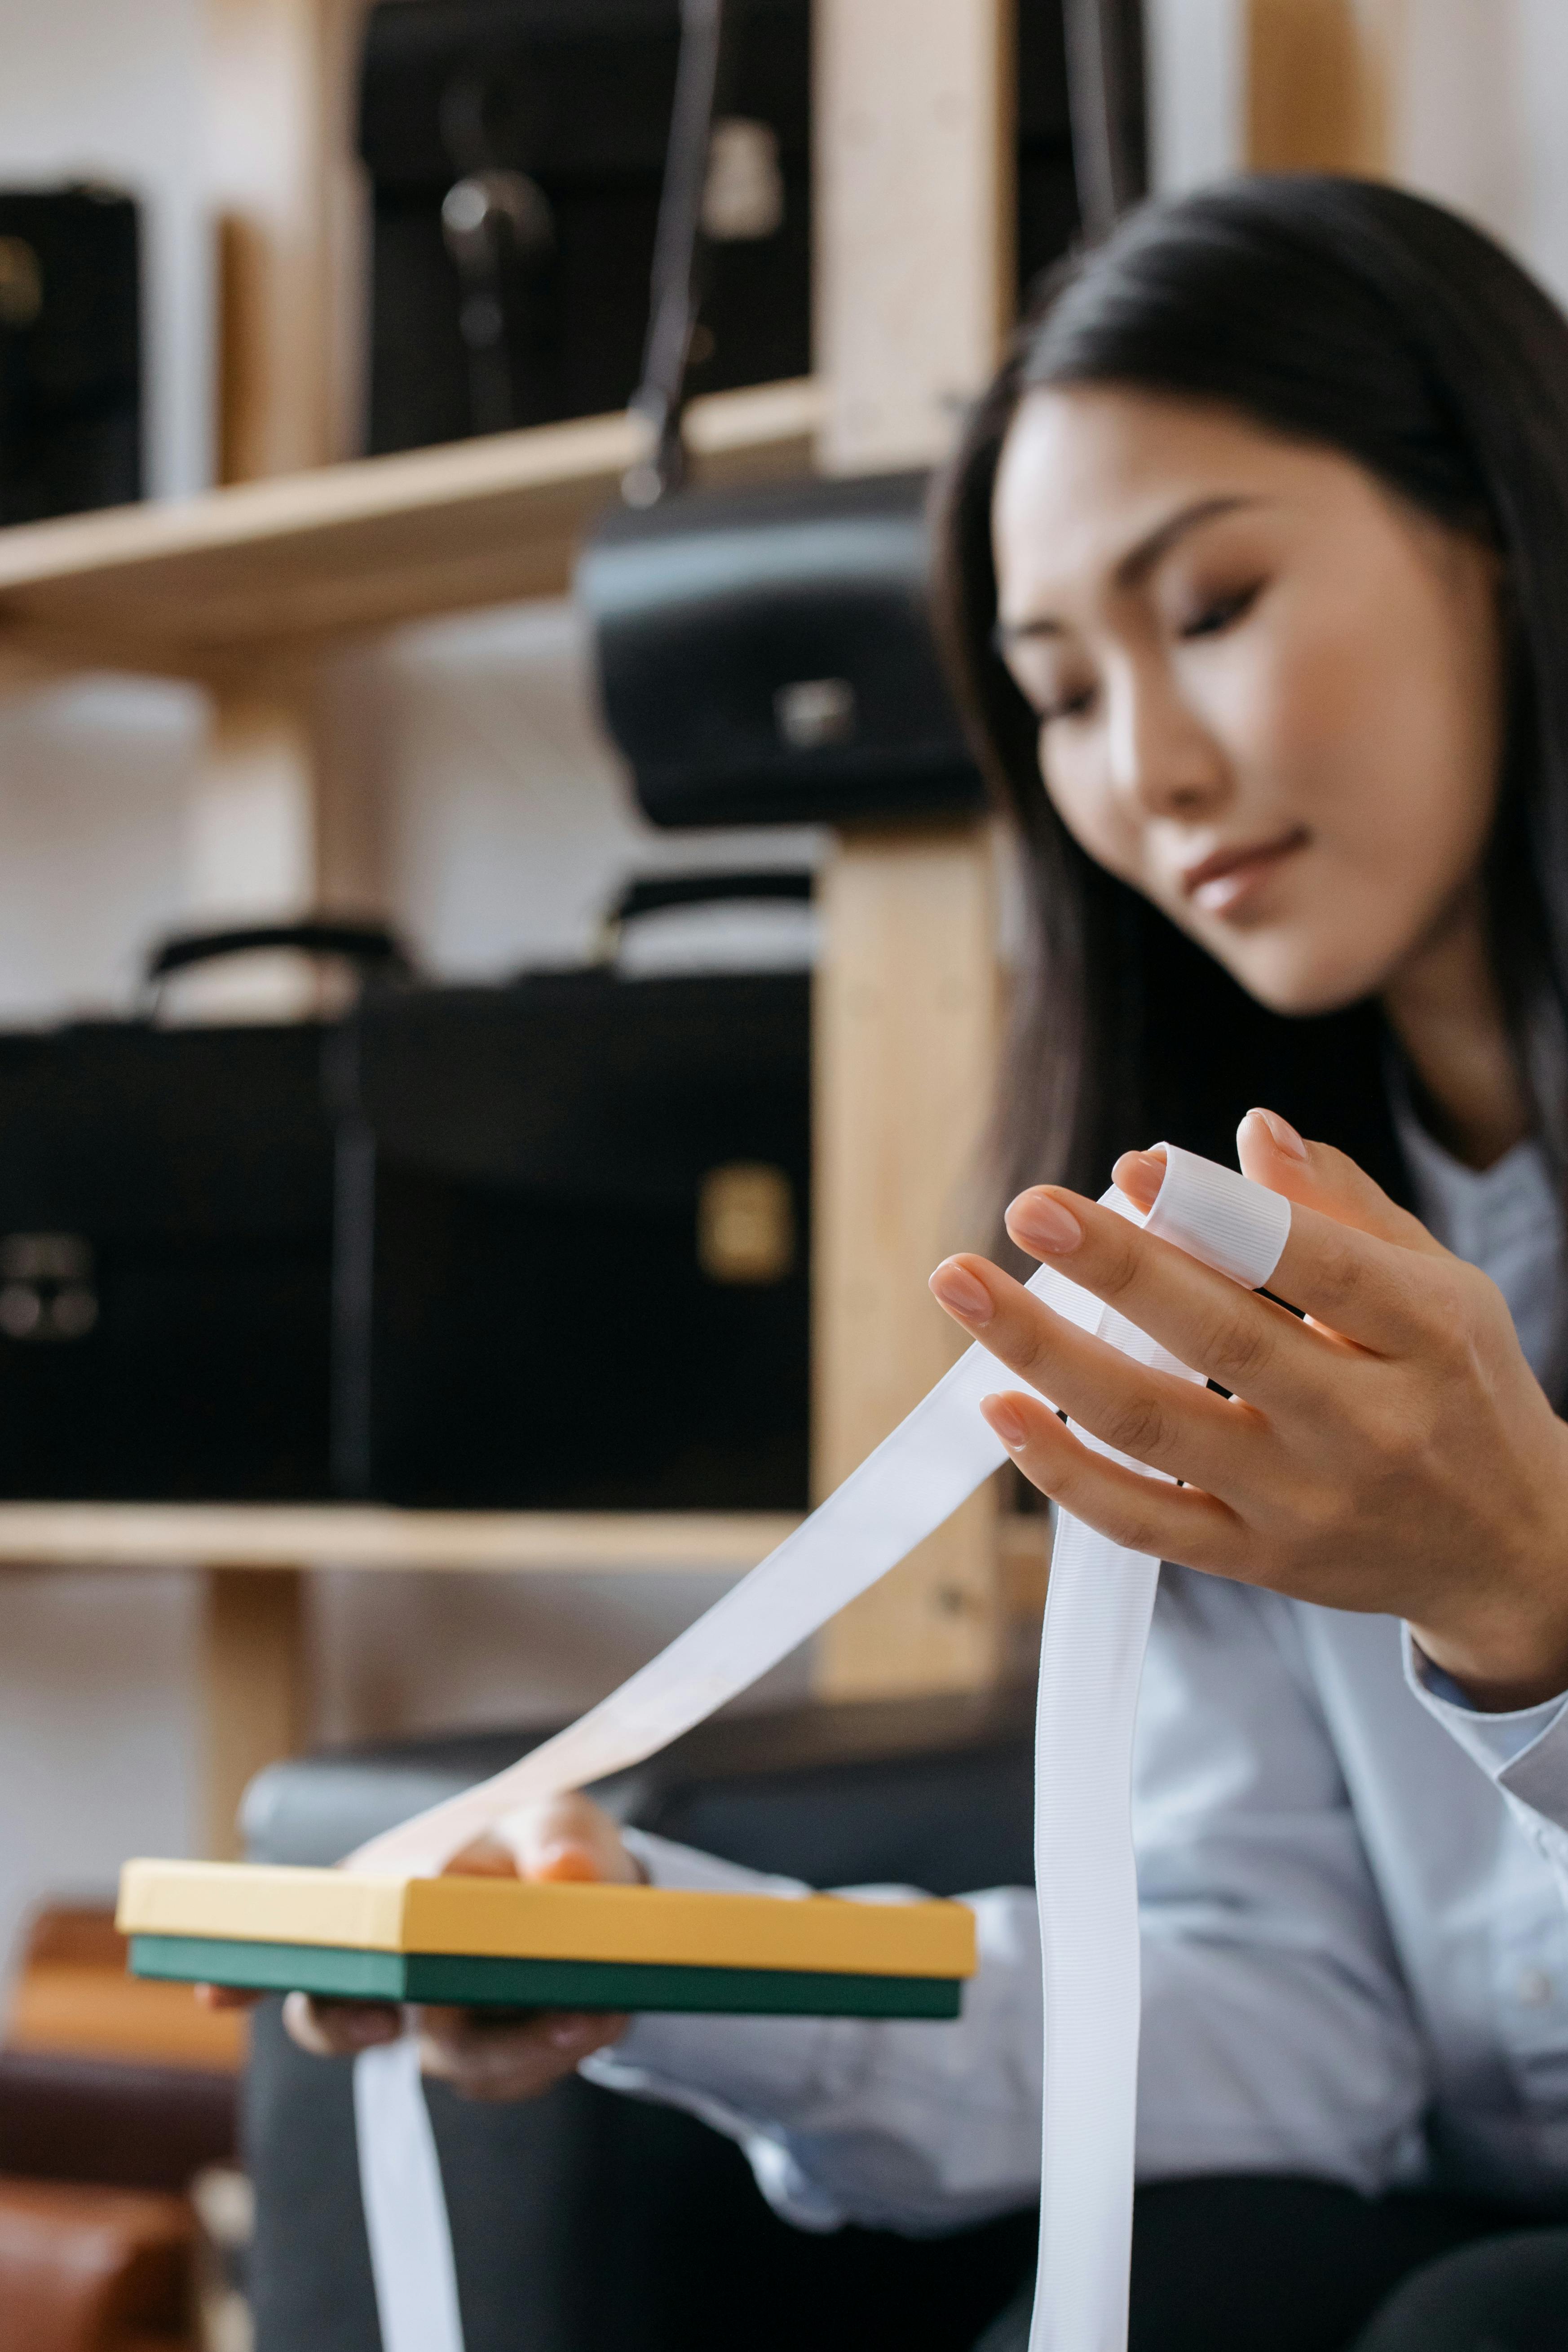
xmin=0 ymin=1234 xmax=98 ymax=1343
xmin=697 ymin=1165 xmax=796 ymax=1285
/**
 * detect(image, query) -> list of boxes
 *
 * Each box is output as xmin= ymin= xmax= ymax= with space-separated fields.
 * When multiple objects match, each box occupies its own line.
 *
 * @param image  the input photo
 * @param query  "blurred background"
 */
xmin=1 ymin=4 xmax=1567 ymax=2345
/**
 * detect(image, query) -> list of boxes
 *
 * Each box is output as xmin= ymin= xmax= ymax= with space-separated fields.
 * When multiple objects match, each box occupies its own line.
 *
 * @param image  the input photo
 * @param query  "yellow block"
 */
xmin=117 ymin=1860 xmax=976 ymax=1982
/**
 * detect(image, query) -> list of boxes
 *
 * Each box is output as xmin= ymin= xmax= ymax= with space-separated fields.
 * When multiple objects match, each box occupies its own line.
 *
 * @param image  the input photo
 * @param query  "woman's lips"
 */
xmin=1182 ymin=829 xmax=1309 ymax=916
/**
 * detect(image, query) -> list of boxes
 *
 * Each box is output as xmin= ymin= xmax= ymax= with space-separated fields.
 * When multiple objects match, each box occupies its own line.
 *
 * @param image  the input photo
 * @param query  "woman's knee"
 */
xmin=1351 ymin=2228 xmax=1568 ymax=2352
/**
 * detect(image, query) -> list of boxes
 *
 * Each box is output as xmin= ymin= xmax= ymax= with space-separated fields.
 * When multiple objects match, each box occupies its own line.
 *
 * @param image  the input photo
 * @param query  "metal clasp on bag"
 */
xmin=697 ymin=1163 xmax=795 ymax=1284
xmin=0 ymin=1234 xmax=98 ymax=1342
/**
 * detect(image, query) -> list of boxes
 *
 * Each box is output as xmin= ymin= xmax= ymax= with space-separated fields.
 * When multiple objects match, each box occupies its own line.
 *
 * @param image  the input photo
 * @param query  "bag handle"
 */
xmin=598 ymin=868 xmax=813 ymax=956
xmin=145 ymin=920 xmax=415 ymax=990
xmin=623 ymin=0 xmax=736 ymax=506
xmin=1062 ymin=0 xmax=1147 ymax=245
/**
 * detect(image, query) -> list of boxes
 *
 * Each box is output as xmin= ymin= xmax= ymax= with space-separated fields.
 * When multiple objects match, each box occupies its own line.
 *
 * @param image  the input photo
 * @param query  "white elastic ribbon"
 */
xmin=352 ymin=1146 xmax=1290 ymax=2352
xmin=354 ymin=2031 xmax=465 ymax=2352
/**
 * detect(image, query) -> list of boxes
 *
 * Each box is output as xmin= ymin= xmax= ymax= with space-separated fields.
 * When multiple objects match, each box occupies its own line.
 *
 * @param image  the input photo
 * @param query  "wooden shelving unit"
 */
xmin=0 ymin=0 xmax=1026 ymax=1854
xmin=0 ymin=1505 xmax=802 ymax=1578
xmin=0 ymin=377 xmax=822 ymax=680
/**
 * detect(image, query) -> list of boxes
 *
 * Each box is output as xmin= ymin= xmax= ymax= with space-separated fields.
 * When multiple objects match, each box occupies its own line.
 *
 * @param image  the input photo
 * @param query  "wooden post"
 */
xmin=813 ymin=830 xmax=1003 ymax=1695
xmin=178 ymin=7 xmax=377 ymax=1807
xmin=1246 ymin=0 xmax=1395 ymax=174
xmin=198 ymin=1568 xmax=308 ymax=1859
xmin=815 ymin=0 xmax=1015 ymax=473
xmin=811 ymin=0 xmax=1013 ymax=1698
xmin=204 ymin=0 xmax=369 ymax=481
xmin=185 ymin=2 xmax=385 ymax=1004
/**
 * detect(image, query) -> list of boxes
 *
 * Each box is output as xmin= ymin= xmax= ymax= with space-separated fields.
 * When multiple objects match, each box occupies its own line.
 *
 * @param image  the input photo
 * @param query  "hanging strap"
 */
xmin=623 ymin=0 xmax=736 ymax=505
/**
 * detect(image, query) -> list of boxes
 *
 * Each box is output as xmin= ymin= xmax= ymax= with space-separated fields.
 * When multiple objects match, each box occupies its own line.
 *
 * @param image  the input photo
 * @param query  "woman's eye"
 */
xmin=1179 ymin=580 xmax=1263 ymax=640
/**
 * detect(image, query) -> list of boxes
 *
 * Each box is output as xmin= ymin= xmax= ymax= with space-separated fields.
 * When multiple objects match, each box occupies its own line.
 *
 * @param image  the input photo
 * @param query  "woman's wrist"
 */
xmin=1412 ymin=1582 xmax=1568 ymax=1712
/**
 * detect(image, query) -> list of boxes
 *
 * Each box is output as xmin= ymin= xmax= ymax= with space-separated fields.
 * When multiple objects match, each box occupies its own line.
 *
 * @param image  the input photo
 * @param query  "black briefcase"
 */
xmin=357 ymin=0 xmax=811 ymax=452
xmin=332 ymin=872 xmax=812 ymax=1511
xmin=0 ymin=926 xmax=405 ymax=1503
xmin=0 ymin=183 xmax=141 ymax=525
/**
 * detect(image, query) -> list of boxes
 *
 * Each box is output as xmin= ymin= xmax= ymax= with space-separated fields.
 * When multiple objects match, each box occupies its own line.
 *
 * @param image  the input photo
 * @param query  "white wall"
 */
xmin=0 ymin=0 xmax=210 ymax=498
xmin=1391 ymin=0 xmax=1568 ymax=315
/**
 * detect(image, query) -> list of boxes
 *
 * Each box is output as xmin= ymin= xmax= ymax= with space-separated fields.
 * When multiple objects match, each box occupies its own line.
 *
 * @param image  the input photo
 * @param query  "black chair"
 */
xmin=243 ymin=1690 xmax=1040 ymax=2352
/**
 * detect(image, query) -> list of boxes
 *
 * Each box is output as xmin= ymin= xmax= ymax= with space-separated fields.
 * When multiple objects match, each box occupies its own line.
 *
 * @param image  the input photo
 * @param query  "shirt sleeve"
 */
xmin=1132 ymin=1569 xmax=1430 ymax=2193
xmin=1403 ymin=1629 xmax=1568 ymax=1890
xmin=581 ymin=1829 xmax=1044 ymax=2237
xmin=583 ymin=1566 xmax=1431 ymax=2233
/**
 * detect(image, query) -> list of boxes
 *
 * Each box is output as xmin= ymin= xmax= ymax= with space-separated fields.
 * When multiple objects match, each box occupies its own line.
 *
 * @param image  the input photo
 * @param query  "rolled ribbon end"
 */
xmin=1143 ymin=1143 xmax=1291 ymax=1292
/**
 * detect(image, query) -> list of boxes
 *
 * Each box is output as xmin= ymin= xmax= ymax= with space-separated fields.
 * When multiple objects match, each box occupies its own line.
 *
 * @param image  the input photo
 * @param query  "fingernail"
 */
xmin=1247 ymin=1107 xmax=1308 ymax=1161
xmin=982 ymin=1395 xmax=1029 ymax=1450
xmin=1112 ymin=1149 xmax=1165 ymax=1211
xmin=534 ymin=1843 xmax=597 ymax=1883
xmin=546 ymin=2016 xmax=600 ymax=2051
xmin=928 ymin=1260 xmax=994 ymax=1322
xmin=1006 ymin=1191 xmax=1084 ymax=1256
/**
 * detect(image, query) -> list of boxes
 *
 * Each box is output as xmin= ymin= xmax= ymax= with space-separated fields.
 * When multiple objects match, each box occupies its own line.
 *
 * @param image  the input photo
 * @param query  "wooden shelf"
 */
xmin=0 ymin=1500 xmax=1048 ymax=1593
xmin=0 ymin=376 xmax=823 ymax=683
xmin=0 ymin=1503 xmax=806 ymax=1577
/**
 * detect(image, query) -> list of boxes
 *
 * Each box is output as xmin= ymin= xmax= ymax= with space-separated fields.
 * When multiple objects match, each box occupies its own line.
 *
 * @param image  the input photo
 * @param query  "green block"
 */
xmin=128 ymin=1934 xmax=964 ymax=2019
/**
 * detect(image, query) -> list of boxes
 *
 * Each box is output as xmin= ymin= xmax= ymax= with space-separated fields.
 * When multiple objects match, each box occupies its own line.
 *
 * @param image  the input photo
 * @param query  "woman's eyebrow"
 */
xmin=995 ymin=493 xmax=1264 ymax=643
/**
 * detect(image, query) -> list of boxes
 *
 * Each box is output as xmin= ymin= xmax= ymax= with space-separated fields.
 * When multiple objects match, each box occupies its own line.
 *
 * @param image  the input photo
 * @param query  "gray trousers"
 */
xmin=970 ymin=2181 xmax=1568 ymax=2352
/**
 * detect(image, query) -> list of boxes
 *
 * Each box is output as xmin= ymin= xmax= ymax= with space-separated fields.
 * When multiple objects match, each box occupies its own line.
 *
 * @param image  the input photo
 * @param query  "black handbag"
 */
xmin=0 ymin=183 xmax=141 ymax=525
xmin=579 ymin=467 xmax=988 ymax=829
xmin=331 ymin=871 xmax=812 ymax=1510
xmin=0 ymin=924 xmax=407 ymax=1503
xmin=573 ymin=0 xmax=1144 ymax=831
xmin=356 ymin=0 xmax=811 ymax=453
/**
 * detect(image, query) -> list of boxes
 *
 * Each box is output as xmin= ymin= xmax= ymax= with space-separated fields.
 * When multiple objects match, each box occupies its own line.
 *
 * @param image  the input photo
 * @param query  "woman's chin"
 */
xmin=1209 ymin=935 xmax=1391 ymax=1020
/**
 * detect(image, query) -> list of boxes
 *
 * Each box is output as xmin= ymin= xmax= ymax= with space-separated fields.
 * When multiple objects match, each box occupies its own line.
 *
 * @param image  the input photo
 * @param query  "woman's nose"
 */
xmin=1105 ymin=665 xmax=1227 ymax=818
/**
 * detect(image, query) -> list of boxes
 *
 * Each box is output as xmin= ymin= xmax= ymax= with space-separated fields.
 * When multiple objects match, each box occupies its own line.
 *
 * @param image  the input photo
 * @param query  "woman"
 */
xmin=295 ymin=179 xmax=1568 ymax=2348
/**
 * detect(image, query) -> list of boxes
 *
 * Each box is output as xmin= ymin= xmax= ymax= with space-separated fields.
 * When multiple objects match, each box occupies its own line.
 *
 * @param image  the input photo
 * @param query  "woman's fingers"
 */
xmin=416 ymin=2005 xmax=626 ymax=2102
xmin=283 ymin=1794 xmax=641 ymax=2094
xmin=978 ymin=1389 xmax=1245 ymax=1570
xmin=930 ymin=1254 xmax=1255 ymax=1490
xmin=1001 ymin=1190 xmax=1318 ymax=1399
xmin=282 ymin=1991 xmax=400 ymax=2057
xmin=488 ymin=1790 xmax=643 ymax=1887
xmin=194 ymin=1984 xmax=260 ymax=2012
xmin=990 ymin=1149 xmax=1445 ymax=1392
xmin=1235 ymin=1111 xmax=1447 ymax=1258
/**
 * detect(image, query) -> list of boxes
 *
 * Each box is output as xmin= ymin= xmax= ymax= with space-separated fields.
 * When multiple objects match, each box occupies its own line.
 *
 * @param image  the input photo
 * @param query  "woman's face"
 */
xmin=991 ymin=385 xmax=1506 ymax=1014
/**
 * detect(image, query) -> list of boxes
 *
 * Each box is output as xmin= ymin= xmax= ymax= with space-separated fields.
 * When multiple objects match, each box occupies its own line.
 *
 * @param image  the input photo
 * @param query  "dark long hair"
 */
xmin=931 ymin=175 xmax=1568 ymax=1224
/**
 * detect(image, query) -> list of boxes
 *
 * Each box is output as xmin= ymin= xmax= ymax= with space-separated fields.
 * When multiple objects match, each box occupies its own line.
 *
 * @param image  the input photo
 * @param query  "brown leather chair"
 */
xmin=0 ymin=1904 xmax=241 ymax=2352
xmin=0 ymin=2176 xmax=193 ymax=2352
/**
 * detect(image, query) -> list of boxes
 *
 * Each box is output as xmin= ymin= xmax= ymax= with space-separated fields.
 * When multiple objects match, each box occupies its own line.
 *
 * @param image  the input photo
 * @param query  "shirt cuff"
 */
xmin=598 ymin=1830 xmax=836 ymax=2121
xmin=620 ymin=1828 xmax=811 ymax=1901
xmin=1403 ymin=1625 xmax=1568 ymax=1826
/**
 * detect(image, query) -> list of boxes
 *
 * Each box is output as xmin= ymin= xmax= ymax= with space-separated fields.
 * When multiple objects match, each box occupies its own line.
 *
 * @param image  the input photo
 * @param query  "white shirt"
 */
xmin=585 ymin=1121 xmax=1568 ymax=2234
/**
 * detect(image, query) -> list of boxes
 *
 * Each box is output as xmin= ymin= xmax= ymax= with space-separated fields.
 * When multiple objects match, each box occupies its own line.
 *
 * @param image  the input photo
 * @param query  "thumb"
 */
xmin=490 ymin=1791 xmax=641 ymax=1886
xmin=1237 ymin=1107 xmax=1446 ymax=1259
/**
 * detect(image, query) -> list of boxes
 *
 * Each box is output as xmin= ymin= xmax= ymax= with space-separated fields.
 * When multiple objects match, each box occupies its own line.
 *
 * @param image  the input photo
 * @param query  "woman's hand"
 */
xmin=929 ymin=1105 xmax=1568 ymax=1711
xmin=280 ymin=1791 xmax=641 ymax=2099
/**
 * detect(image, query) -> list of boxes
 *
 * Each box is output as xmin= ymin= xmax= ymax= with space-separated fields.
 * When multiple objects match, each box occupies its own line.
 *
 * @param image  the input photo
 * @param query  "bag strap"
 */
xmin=598 ymin=867 xmax=813 ymax=957
xmin=623 ymin=0 xmax=737 ymax=507
xmin=145 ymin=920 xmax=415 ymax=989
xmin=1062 ymin=0 xmax=1147 ymax=245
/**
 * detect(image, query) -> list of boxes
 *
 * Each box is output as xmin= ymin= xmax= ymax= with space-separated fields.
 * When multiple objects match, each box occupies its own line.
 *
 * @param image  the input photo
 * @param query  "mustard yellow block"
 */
xmin=116 ymin=1860 xmax=976 ymax=1982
